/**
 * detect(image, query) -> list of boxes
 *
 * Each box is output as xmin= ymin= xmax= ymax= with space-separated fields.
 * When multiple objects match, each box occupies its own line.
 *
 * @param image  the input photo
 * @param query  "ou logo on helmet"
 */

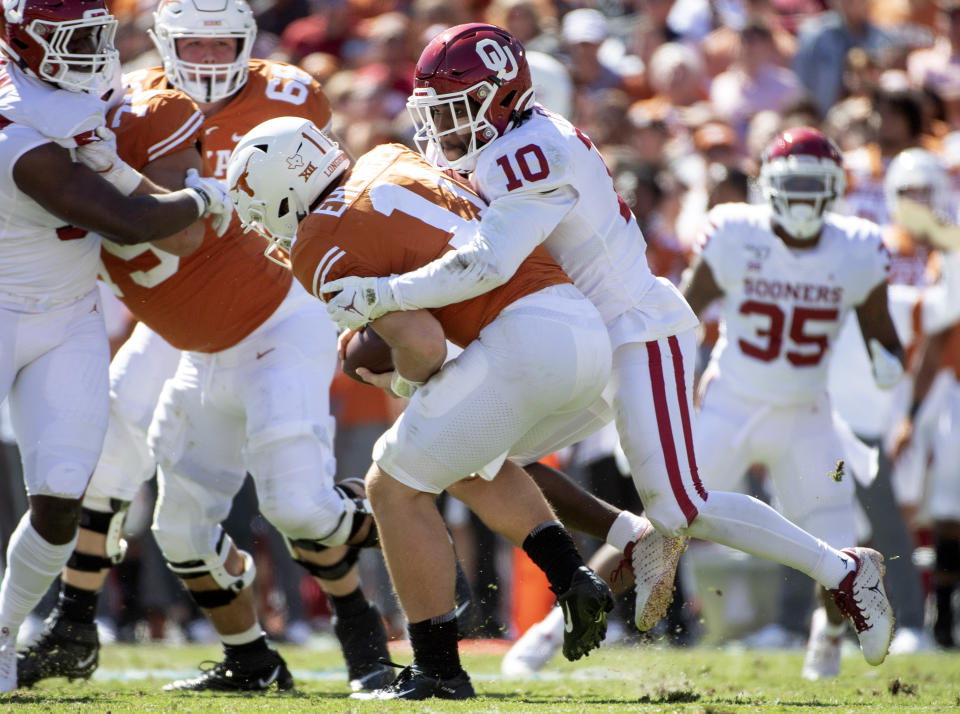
xmin=475 ymin=38 xmax=518 ymax=82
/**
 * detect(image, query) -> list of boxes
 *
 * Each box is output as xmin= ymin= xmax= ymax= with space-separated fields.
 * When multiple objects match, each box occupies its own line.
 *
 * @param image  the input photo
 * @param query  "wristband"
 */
xmin=108 ymin=160 xmax=144 ymax=196
xmin=184 ymin=187 xmax=209 ymax=217
xmin=390 ymin=372 xmax=424 ymax=399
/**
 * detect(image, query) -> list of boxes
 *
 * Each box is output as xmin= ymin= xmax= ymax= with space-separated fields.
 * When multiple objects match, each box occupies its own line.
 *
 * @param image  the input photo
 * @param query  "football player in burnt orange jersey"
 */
xmin=222 ymin=116 xmax=700 ymax=699
xmin=16 ymin=0 xmax=392 ymax=695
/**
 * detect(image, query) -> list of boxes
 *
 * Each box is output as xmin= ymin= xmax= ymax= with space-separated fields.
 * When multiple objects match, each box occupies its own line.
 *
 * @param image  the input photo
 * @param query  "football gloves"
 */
xmin=321 ymin=276 xmax=400 ymax=331
xmin=184 ymin=168 xmax=234 ymax=238
xmin=76 ymin=125 xmax=143 ymax=195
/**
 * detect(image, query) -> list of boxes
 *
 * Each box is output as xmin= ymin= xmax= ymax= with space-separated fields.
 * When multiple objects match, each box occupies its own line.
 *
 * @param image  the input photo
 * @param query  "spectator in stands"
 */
xmin=710 ymin=19 xmax=806 ymax=141
xmin=794 ymin=0 xmax=896 ymax=117
xmin=486 ymin=0 xmax=561 ymax=56
xmin=843 ymin=88 xmax=925 ymax=225
xmin=908 ymin=0 xmax=960 ymax=128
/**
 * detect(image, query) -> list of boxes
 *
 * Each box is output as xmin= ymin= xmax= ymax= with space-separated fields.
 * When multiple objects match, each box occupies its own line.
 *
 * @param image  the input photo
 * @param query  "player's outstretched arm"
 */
xmin=131 ymin=146 xmax=208 ymax=256
xmin=13 ymin=141 xmax=212 ymax=246
xmin=322 ymin=189 xmax=573 ymax=331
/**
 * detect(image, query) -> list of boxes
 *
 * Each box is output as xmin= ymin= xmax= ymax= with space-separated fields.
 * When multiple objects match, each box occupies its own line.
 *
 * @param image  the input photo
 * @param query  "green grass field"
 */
xmin=4 ymin=640 xmax=959 ymax=713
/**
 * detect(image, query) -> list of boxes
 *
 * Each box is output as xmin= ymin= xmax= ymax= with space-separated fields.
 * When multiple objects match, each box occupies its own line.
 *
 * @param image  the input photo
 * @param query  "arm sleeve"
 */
xmin=387 ymin=185 xmax=578 ymax=309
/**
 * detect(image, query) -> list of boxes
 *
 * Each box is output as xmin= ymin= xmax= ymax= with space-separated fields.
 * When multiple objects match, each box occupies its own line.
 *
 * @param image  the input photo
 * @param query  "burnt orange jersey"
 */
xmin=126 ymin=60 xmax=332 ymax=179
xmin=99 ymin=81 xmax=293 ymax=352
xmin=291 ymin=144 xmax=571 ymax=348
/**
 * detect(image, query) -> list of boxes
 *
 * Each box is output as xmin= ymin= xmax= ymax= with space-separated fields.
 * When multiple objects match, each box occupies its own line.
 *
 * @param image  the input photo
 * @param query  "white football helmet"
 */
xmin=149 ymin=0 xmax=255 ymax=104
xmin=0 ymin=0 xmax=119 ymax=93
xmin=758 ymin=126 xmax=846 ymax=240
xmin=884 ymin=148 xmax=950 ymax=219
xmin=226 ymin=116 xmax=350 ymax=265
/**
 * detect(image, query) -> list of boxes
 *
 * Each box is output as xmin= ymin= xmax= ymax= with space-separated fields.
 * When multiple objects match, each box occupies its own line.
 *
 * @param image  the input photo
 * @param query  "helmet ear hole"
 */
xmin=500 ymin=89 xmax=516 ymax=108
xmin=278 ymin=196 xmax=289 ymax=217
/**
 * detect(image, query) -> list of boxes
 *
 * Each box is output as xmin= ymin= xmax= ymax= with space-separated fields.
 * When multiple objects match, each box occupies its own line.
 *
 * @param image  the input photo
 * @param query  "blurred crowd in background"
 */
xmin=3 ymin=0 xmax=960 ymax=653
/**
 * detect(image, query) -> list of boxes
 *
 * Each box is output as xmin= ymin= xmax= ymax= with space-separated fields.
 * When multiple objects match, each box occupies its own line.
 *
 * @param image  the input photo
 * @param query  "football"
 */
xmin=342 ymin=327 xmax=394 ymax=383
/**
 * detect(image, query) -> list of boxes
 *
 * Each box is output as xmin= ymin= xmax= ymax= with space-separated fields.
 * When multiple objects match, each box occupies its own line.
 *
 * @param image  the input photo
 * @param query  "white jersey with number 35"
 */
xmin=470 ymin=107 xmax=697 ymax=342
xmin=699 ymin=202 xmax=889 ymax=406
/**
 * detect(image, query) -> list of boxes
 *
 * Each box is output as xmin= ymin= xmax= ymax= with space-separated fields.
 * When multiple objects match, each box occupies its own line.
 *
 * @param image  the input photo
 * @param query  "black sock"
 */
xmin=59 ymin=583 xmax=99 ymax=625
xmin=407 ymin=611 xmax=461 ymax=679
xmin=224 ymin=634 xmax=270 ymax=662
xmin=522 ymin=520 xmax=584 ymax=595
xmin=330 ymin=587 xmax=370 ymax=620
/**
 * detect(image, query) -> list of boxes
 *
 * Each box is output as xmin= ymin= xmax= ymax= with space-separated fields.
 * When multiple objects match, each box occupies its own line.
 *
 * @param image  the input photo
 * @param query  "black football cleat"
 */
xmin=162 ymin=647 xmax=293 ymax=692
xmin=349 ymin=663 xmax=475 ymax=700
xmin=17 ymin=609 xmax=99 ymax=687
xmin=557 ymin=566 xmax=615 ymax=661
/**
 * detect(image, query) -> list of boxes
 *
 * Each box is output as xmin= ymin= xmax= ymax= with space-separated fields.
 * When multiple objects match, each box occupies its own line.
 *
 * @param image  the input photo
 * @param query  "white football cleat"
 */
xmin=801 ymin=607 xmax=842 ymax=680
xmin=501 ymin=607 xmax=564 ymax=677
xmin=1 ymin=627 xmax=17 ymax=693
xmin=618 ymin=525 xmax=688 ymax=631
xmin=828 ymin=547 xmax=894 ymax=666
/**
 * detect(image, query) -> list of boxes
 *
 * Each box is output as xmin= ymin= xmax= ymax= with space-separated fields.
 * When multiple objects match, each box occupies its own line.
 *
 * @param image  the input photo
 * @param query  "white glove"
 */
xmin=320 ymin=275 xmax=400 ymax=331
xmin=184 ymin=168 xmax=234 ymax=238
xmin=869 ymin=338 xmax=904 ymax=390
xmin=76 ymin=125 xmax=142 ymax=195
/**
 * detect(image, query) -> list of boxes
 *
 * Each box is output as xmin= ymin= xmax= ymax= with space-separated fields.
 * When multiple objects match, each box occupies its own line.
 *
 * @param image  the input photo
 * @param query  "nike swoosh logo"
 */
xmin=256 ymin=348 xmax=275 ymax=360
xmin=257 ymin=665 xmax=281 ymax=689
xmin=204 ymin=126 xmax=218 ymax=135
xmin=232 ymin=132 xmax=244 ymax=143
xmin=74 ymin=650 xmax=97 ymax=670
xmin=562 ymin=601 xmax=574 ymax=633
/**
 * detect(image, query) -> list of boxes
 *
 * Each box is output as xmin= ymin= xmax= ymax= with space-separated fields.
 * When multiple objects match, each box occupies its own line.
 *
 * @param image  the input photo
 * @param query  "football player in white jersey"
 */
xmin=16 ymin=0 xmax=394 ymax=695
xmin=682 ymin=127 xmax=905 ymax=679
xmin=320 ymin=24 xmax=898 ymax=670
xmin=883 ymin=148 xmax=960 ymax=649
xmin=0 ymin=0 xmax=231 ymax=693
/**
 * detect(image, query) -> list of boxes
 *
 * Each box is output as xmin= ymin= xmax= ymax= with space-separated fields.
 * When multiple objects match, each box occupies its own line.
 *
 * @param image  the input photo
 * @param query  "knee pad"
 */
xmin=285 ymin=540 xmax=361 ymax=581
xmin=268 ymin=477 xmax=377 ymax=547
xmin=67 ymin=501 xmax=130 ymax=572
xmin=165 ymin=529 xmax=256 ymax=609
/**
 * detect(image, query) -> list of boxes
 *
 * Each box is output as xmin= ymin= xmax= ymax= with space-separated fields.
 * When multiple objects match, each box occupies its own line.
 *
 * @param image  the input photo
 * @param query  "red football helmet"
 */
xmin=0 ymin=0 xmax=119 ymax=93
xmin=758 ymin=126 xmax=846 ymax=240
xmin=407 ymin=23 xmax=535 ymax=172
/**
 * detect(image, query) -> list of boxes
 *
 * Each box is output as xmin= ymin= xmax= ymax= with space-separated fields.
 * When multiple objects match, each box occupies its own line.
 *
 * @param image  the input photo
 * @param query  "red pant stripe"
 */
xmin=647 ymin=339 xmax=699 ymax=525
xmin=668 ymin=335 xmax=708 ymax=501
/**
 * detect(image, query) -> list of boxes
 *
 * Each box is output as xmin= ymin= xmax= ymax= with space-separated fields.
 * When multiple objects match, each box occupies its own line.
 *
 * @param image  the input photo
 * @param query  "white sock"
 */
xmin=0 ymin=513 xmax=78 ymax=637
xmin=685 ymin=491 xmax=855 ymax=588
xmin=220 ymin=622 xmax=264 ymax=646
xmin=605 ymin=511 xmax=650 ymax=552
xmin=542 ymin=604 xmax=565 ymax=638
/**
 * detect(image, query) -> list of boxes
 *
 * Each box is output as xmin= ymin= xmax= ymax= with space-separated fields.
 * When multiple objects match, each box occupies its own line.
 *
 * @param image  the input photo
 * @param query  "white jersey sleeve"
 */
xmin=698 ymin=203 xmax=768 ymax=291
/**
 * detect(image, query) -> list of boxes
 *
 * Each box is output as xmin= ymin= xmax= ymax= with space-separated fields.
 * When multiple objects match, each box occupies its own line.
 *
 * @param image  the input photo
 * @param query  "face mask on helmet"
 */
xmin=226 ymin=116 xmax=350 ymax=266
xmin=407 ymin=23 xmax=535 ymax=172
xmin=149 ymin=0 xmax=256 ymax=104
xmin=884 ymin=148 xmax=950 ymax=226
xmin=759 ymin=127 xmax=846 ymax=241
xmin=1 ymin=0 xmax=120 ymax=94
